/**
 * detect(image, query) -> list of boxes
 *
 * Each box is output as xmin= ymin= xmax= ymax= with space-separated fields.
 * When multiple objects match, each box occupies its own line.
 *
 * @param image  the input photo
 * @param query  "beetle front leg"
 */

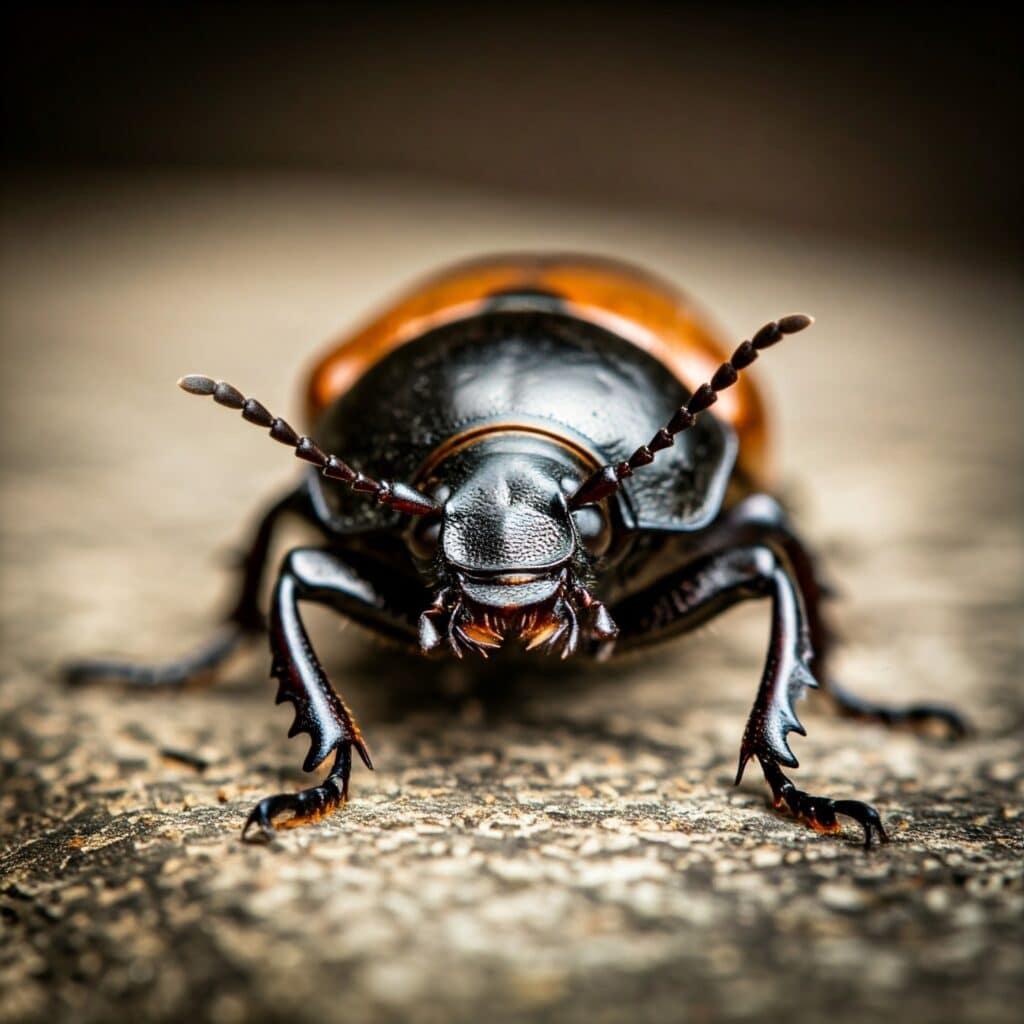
xmin=612 ymin=544 xmax=887 ymax=847
xmin=243 ymin=546 xmax=419 ymax=841
xmin=715 ymin=495 xmax=966 ymax=739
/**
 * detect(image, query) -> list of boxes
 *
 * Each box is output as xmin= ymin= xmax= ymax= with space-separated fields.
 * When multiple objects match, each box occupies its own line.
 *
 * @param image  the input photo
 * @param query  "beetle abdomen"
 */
xmin=305 ymin=254 xmax=770 ymax=487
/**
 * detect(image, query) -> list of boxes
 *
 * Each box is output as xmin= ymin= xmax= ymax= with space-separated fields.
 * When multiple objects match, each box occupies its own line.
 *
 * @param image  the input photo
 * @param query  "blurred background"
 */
xmin=2 ymin=5 xmax=1022 ymax=1024
xmin=4 ymin=3 xmax=1021 ymax=256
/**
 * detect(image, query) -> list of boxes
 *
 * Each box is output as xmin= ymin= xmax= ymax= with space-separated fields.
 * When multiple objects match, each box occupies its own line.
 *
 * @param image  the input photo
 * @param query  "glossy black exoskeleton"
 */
xmin=67 ymin=255 xmax=964 ymax=844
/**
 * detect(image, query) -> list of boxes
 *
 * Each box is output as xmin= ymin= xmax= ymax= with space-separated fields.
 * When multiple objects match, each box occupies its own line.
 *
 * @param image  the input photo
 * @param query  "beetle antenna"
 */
xmin=568 ymin=314 xmax=814 ymax=509
xmin=177 ymin=375 xmax=441 ymax=517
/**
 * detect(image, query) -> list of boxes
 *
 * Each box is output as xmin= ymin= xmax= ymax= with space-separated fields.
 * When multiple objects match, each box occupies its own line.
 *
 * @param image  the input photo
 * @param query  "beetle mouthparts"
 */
xmin=417 ymin=576 xmax=618 ymax=661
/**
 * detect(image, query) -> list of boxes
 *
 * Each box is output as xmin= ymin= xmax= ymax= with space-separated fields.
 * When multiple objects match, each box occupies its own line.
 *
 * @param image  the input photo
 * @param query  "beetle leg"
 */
xmin=64 ymin=485 xmax=313 ymax=688
xmin=244 ymin=744 xmax=353 ymax=840
xmin=822 ymin=680 xmax=966 ymax=738
xmin=611 ymin=544 xmax=888 ymax=846
xmin=243 ymin=546 xmax=420 ymax=841
xmin=760 ymin=761 xmax=887 ymax=849
xmin=715 ymin=495 xmax=966 ymax=739
xmin=64 ymin=625 xmax=244 ymax=689
xmin=225 ymin=485 xmax=316 ymax=634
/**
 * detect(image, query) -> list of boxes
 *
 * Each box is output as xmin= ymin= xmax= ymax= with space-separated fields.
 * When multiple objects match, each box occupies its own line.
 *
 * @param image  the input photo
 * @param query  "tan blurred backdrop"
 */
xmin=1 ymin=7 xmax=1022 ymax=1024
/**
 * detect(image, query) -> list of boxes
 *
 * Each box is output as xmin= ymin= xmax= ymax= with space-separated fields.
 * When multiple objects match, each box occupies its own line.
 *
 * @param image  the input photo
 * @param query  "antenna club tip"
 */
xmin=779 ymin=313 xmax=814 ymax=333
xmin=178 ymin=374 xmax=216 ymax=395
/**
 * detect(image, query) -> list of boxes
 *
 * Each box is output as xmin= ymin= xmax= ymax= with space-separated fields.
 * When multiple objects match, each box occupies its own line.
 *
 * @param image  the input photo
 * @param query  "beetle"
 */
xmin=68 ymin=254 xmax=964 ymax=845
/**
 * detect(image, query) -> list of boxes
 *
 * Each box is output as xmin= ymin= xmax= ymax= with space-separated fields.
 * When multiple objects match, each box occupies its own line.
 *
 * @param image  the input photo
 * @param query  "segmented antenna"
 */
xmin=568 ymin=314 xmax=814 ymax=509
xmin=177 ymin=375 xmax=441 ymax=517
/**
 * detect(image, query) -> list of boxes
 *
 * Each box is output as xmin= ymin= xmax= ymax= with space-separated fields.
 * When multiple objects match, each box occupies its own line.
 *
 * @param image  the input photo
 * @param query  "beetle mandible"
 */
xmin=68 ymin=254 xmax=964 ymax=844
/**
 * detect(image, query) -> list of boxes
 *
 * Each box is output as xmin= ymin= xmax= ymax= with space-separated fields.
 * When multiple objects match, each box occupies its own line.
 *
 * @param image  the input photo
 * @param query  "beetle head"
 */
xmin=410 ymin=435 xmax=619 ymax=658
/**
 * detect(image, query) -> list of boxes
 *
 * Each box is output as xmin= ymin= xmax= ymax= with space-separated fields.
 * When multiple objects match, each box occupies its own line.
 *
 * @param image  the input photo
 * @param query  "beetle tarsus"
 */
xmin=758 ymin=759 xmax=888 ymax=848
xmin=243 ymin=744 xmax=353 ymax=842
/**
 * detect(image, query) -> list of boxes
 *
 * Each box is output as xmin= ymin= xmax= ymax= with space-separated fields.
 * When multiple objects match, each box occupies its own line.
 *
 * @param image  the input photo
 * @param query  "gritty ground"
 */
xmin=1 ymin=174 xmax=1022 ymax=1024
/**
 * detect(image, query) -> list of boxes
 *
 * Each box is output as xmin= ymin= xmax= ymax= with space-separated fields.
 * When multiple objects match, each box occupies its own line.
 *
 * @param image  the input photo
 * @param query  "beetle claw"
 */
xmin=758 ymin=759 xmax=889 ymax=849
xmin=241 ymin=745 xmax=352 ymax=841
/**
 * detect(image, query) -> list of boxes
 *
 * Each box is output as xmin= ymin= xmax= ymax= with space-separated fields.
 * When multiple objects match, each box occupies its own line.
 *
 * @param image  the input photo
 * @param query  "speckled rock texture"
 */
xmin=1 ymin=176 xmax=1021 ymax=1024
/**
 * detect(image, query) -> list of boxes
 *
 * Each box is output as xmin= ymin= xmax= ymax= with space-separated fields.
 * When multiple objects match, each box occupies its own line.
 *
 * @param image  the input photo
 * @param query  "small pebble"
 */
xmin=818 ymin=883 xmax=868 ymax=912
xmin=752 ymin=847 xmax=783 ymax=868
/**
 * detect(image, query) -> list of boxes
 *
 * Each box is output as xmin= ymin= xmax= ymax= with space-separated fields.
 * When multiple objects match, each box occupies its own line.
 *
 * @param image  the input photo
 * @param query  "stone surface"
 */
xmin=1 ymin=175 xmax=1022 ymax=1023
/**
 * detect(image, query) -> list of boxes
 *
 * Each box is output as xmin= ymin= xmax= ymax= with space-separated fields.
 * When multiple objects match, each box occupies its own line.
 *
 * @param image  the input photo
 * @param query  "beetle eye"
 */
xmin=407 ymin=517 xmax=442 ymax=562
xmin=571 ymin=506 xmax=611 ymax=557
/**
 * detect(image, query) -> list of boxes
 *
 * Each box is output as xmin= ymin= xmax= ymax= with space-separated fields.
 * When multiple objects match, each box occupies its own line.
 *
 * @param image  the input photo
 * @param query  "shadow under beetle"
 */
xmin=68 ymin=254 xmax=964 ymax=844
